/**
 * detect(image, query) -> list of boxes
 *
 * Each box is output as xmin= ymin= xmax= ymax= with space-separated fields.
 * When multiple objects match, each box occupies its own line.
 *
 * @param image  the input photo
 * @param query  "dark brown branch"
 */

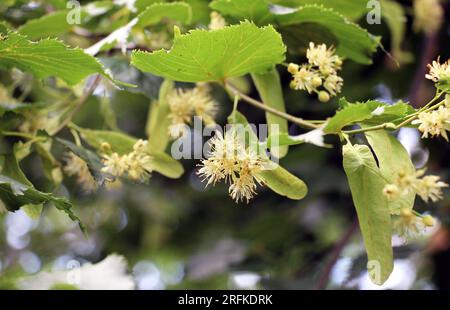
xmin=315 ymin=218 xmax=359 ymax=290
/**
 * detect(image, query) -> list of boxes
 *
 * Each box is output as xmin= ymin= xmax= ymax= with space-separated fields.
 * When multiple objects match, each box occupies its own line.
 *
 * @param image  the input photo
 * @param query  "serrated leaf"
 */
xmin=0 ymin=32 xmax=115 ymax=85
xmin=342 ymin=143 xmax=393 ymax=285
xmin=325 ymin=99 xmax=415 ymax=133
xmin=73 ymin=127 xmax=184 ymax=179
xmin=251 ymin=68 xmax=289 ymax=158
xmin=209 ymin=0 xmax=273 ymax=25
xmin=0 ymin=152 xmax=84 ymax=231
xmin=18 ymin=10 xmax=73 ymax=40
xmin=272 ymin=0 xmax=370 ymax=20
xmin=364 ymin=130 xmax=416 ymax=214
xmin=324 ymin=102 xmax=374 ymax=134
xmin=363 ymin=100 xmax=416 ymax=125
xmin=131 ymin=21 xmax=286 ymax=82
xmin=138 ymin=2 xmax=192 ymax=27
xmin=276 ymin=5 xmax=379 ymax=64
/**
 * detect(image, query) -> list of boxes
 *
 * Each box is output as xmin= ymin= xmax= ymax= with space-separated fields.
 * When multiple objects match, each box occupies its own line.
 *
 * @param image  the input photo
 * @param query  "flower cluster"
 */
xmin=64 ymin=152 xmax=98 ymax=193
xmin=288 ymin=42 xmax=343 ymax=102
xmin=383 ymin=168 xmax=447 ymax=241
xmin=383 ymin=169 xmax=447 ymax=204
xmin=197 ymin=129 xmax=267 ymax=203
xmin=101 ymin=140 xmax=153 ymax=183
xmin=412 ymin=105 xmax=450 ymax=141
xmin=167 ymin=84 xmax=218 ymax=138
xmin=392 ymin=208 xmax=435 ymax=241
xmin=413 ymin=0 xmax=443 ymax=35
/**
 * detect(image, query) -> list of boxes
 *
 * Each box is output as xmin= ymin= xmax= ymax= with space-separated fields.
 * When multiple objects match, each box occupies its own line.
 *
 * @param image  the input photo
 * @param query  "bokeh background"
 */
xmin=0 ymin=0 xmax=450 ymax=290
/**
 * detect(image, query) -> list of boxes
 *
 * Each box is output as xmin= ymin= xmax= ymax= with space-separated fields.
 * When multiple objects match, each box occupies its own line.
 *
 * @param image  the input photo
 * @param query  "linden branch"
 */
xmin=225 ymin=82 xmax=445 ymax=137
xmin=225 ymin=82 xmax=320 ymax=130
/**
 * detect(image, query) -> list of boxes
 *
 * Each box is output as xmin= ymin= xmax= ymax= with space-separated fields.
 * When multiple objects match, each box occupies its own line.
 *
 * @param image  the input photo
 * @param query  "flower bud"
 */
xmin=400 ymin=208 xmax=413 ymax=218
xmin=422 ymin=215 xmax=435 ymax=227
xmin=318 ymin=91 xmax=330 ymax=102
xmin=101 ymin=142 xmax=111 ymax=152
xmin=312 ymin=76 xmax=322 ymax=87
xmin=287 ymin=63 xmax=299 ymax=74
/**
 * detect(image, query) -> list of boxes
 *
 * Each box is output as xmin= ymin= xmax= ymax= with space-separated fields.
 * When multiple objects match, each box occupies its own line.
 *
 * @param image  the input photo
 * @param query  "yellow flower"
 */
xmin=413 ymin=0 xmax=443 ymax=35
xmin=101 ymin=140 xmax=153 ymax=182
xmin=306 ymin=42 xmax=342 ymax=74
xmin=323 ymin=74 xmax=343 ymax=96
xmin=289 ymin=66 xmax=317 ymax=94
xmin=198 ymin=130 xmax=266 ymax=203
xmin=64 ymin=152 xmax=97 ymax=193
xmin=425 ymin=57 xmax=450 ymax=82
xmin=413 ymin=173 xmax=448 ymax=203
xmin=167 ymin=86 xmax=218 ymax=138
xmin=393 ymin=208 xmax=425 ymax=241
xmin=412 ymin=106 xmax=450 ymax=141
xmin=101 ymin=152 xmax=128 ymax=177
xmin=382 ymin=168 xmax=447 ymax=204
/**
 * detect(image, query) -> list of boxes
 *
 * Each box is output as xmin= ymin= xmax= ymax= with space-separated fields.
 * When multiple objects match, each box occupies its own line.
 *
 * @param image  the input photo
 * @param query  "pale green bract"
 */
xmin=342 ymin=143 xmax=393 ymax=285
xmin=0 ymin=32 xmax=115 ymax=85
xmin=131 ymin=21 xmax=286 ymax=82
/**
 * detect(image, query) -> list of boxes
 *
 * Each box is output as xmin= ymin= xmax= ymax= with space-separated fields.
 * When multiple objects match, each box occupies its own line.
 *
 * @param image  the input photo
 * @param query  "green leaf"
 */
xmin=18 ymin=10 xmax=72 ymax=40
xmin=251 ymin=68 xmax=289 ymax=158
xmin=131 ymin=21 xmax=286 ymax=82
xmin=380 ymin=0 xmax=413 ymax=63
xmin=0 ymin=152 xmax=84 ymax=231
xmin=22 ymin=204 xmax=43 ymax=220
xmin=437 ymin=76 xmax=450 ymax=93
xmin=73 ymin=127 xmax=184 ymax=179
xmin=342 ymin=143 xmax=393 ymax=285
xmin=0 ymin=32 xmax=115 ymax=85
xmin=138 ymin=2 xmax=192 ymax=27
xmin=363 ymin=100 xmax=416 ymax=125
xmin=147 ymin=79 xmax=174 ymax=152
xmin=325 ymin=99 xmax=416 ymax=133
xmin=55 ymin=138 xmax=107 ymax=184
xmin=364 ymin=130 xmax=416 ymax=214
xmin=256 ymin=165 xmax=308 ymax=200
xmin=271 ymin=0 xmax=370 ymax=20
xmin=324 ymin=102 xmax=374 ymax=134
xmin=276 ymin=5 xmax=379 ymax=64
xmin=209 ymin=0 xmax=273 ymax=25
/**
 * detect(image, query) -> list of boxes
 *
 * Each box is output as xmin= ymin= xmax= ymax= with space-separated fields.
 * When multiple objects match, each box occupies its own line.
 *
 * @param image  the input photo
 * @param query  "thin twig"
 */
xmin=225 ymin=82 xmax=319 ymax=130
xmin=54 ymin=74 xmax=102 ymax=134
xmin=315 ymin=218 xmax=359 ymax=290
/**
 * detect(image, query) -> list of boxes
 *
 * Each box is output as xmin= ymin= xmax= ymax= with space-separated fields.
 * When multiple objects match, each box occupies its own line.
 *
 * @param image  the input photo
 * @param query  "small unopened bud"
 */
xmin=422 ymin=215 xmax=435 ymax=227
xmin=312 ymin=76 xmax=322 ymax=87
xmin=289 ymin=80 xmax=297 ymax=89
xmin=101 ymin=142 xmax=111 ymax=152
xmin=383 ymin=184 xmax=399 ymax=200
xmin=287 ymin=63 xmax=299 ymax=74
xmin=400 ymin=208 xmax=413 ymax=218
xmin=335 ymin=58 xmax=343 ymax=67
xmin=318 ymin=91 xmax=330 ymax=102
